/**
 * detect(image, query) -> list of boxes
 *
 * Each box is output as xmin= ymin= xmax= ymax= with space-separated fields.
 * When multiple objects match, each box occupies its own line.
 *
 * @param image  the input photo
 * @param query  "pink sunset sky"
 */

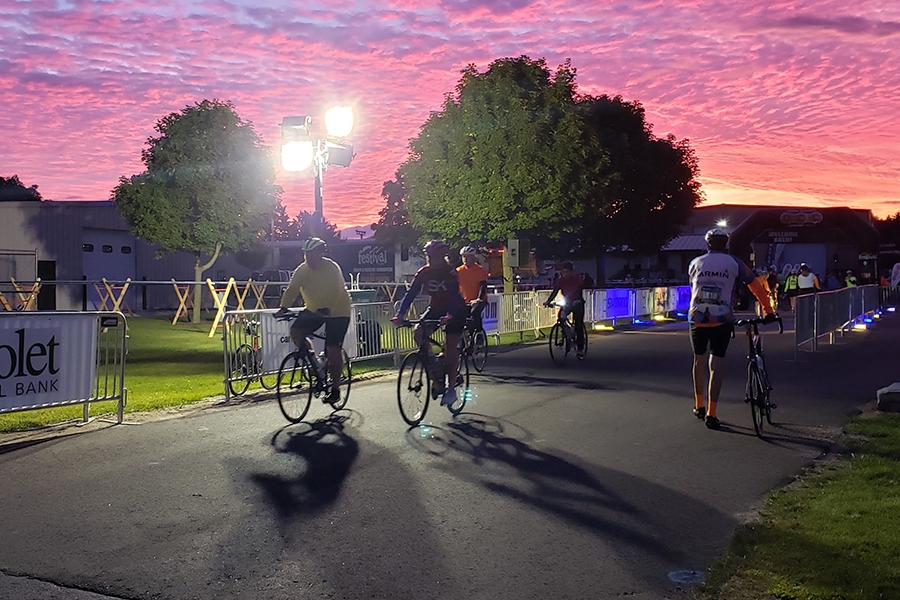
xmin=1 ymin=0 xmax=898 ymax=228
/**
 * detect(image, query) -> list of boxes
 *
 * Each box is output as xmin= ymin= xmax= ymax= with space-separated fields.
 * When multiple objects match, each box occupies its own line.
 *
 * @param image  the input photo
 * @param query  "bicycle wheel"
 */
xmin=748 ymin=362 xmax=766 ymax=437
xmin=759 ymin=355 xmax=776 ymax=425
xmin=258 ymin=355 xmax=278 ymax=390
xmin=448 ymin=351 xmax=469 ymax=416
xmin=549 ymin=323 xmax=568 ymax=366
xmin=398 ymin=352 xmax=430 ymax=426
xmin=472 ymin=329 xmax=488 ymax=372
xmin=277 ymin=351 xmax=313 ymax=423
xmin=577 ymin=323 xmax=589 ymax=358
xmin=227 ymin=344 xmax=252 ymax=396
xmin=326 ymin=349 xmax=352 ymax=411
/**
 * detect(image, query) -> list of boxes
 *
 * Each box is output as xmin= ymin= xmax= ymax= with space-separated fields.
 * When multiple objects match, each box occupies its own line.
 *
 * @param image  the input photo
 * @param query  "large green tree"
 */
xmin=0 ymin=175 xmax=42 ymax=202
xmin=372 ymin=171 xmax=420 ymax=249
xmin=576 ymin=95 xmax=701 ymax=254
xmin=113 ymin=99 xmax=280 ymax=321
xmin=400 ymin=56 xmax=596 ymax=246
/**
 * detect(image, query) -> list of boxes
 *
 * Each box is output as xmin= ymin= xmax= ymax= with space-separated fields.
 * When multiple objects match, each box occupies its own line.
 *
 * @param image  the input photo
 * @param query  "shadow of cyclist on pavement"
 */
xmin=250 ymin=414 xmax=359 ymax=521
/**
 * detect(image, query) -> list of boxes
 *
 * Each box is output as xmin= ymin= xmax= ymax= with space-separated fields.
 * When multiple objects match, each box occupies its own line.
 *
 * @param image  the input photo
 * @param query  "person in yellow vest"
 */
xmin=783 ymin=268 xmax=800 ymax=311
xmin=845 ymin=270 xmax=858 ymax=288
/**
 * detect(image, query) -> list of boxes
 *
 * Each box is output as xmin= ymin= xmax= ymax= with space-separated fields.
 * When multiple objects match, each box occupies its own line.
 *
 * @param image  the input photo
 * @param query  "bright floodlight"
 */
xmin=716 ymin=219 xmax=728 ymax=227
xmin=282 ymin=140 xmax=314 ymax=172
xmin=324 ymin=106 xmax=354 ymax=138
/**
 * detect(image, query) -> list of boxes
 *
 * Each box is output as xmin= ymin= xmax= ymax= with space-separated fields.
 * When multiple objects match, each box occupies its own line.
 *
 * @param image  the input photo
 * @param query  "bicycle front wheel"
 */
xmin=472 ymin=329 xmax=488 ymax=372
xmin=227 ymin=344 xmax=253 ymax=396
xmin=748 ymin=362 xmax=766 ymax=437
xmin=258 ymin=354 xmax=278 ymax=390
xmin=398 ymin=352 xmax=429 ymax=426
xmin=549 ymin=323 xmax=568 ymax=366
xmin=578 ymin=323 xmax=588 ymax=359
xmin=448 ymin=350 xmax=470 ymax=416
xmin=327 ymin=349 xmax=352 ymax=411
xmin=277 ymin=352 xmax=312 ymax=423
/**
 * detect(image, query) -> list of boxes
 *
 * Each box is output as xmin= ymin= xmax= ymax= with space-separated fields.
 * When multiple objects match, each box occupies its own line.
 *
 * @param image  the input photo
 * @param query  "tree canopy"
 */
xmin=271 ymin=202 xmax=340 ymax=243
xmin=372 ymin=171 xmax=421 ymax=248
xmin=399 ymin=56 xmax=701 ymax=255
xmin=0 ymin=175 xmax=42 ymax=202
xmin=113 ymin=99 xmax=280 ymax=257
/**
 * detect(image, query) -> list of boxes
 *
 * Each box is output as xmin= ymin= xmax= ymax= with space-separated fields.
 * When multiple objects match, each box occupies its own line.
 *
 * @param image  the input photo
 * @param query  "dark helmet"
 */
xmin=705 ymin=228 xmax=729 ymax=250
xmin=423 ymin=240 xmax=449 ymax=257
xmin=561 ymin=261 xmax=574 ymax=271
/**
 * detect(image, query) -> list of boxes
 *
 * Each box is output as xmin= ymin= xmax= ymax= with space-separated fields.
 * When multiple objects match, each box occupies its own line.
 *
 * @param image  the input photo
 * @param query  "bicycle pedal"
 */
xmin=769 ymin=402 xmax=778 ymax=409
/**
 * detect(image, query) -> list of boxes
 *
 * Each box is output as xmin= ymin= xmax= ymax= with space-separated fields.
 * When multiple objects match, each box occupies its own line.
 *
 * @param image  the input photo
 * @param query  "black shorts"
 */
xmin=421 ymin=306 xmax=466 ymax=335
xmin=690 ymin=324 xmax=732 ymax=358
xmin=290 ymin=310 xmax=350 ymax=348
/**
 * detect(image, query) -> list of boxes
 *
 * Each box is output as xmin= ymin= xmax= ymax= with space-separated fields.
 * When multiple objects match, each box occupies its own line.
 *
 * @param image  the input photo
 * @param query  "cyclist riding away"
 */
xmin=275 ymin=237 xmax=352 ymax=405
xmin=689 ymin=228 xmax=776 ymax=430
xmin=392 ymin=240 xmax=467 ymax=409
xmin=544 ymin=262 xmax=587 ymax=359
xmin=457 ymin=245 xmax=488 ymax=330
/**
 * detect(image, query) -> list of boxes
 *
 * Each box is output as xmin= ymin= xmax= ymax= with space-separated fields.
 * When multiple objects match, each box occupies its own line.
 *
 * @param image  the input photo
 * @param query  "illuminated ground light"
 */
xmin=853 ymin=322 xmax=868 ymax=330
xmin=863 ymin=317 xmax=874 ymax=324
xmin=675 ymin=311 xmax=687 ymax=318
xmin=653 ymin=315 xmax=667 ymax=322
xmin=593 ymin=323 xmax=614 ymax=331
xmin=632 ymin=318 xmax=654 ymax=325
xmin=887 ymin=306 xmax=897 ymax=312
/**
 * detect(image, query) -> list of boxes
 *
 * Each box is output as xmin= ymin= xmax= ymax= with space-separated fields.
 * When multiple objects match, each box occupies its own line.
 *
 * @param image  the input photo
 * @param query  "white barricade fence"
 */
xmin=0 ymin=311 xmax=127 ymax=423
xmin=795 ymin=285 xmax=881 ymax=353
xmin=483 ymin=294 xmax=502 ymax=334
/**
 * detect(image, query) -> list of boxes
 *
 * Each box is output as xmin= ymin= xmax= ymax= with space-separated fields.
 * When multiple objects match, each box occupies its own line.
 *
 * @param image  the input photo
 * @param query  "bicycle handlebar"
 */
xmin=394 ymin=318 xmax=447 ymax=329
xmin=734 ymin=315 xmax=783 ymax=334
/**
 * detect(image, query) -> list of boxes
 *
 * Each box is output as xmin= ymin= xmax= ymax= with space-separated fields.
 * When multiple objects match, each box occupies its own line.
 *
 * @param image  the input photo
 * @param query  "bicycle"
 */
xmin=274 ymin=310 xmax=352 ymax=423
xmin=544 ymin=298 xmax=588 ymax=366
xmin=734 ymin=315 xmax=783 ymax=437
xmin=396 ymin=318 xmax=469 ymax=426
xmin=458 ymin=312 xmax=488 ymax=373
xmin=227 ymin=316 xmax=278 ymax=396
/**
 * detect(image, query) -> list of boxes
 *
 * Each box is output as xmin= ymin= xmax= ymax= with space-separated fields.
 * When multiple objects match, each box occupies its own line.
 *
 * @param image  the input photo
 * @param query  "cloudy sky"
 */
xmin=2 ymin=0 xmax=898 ymax=227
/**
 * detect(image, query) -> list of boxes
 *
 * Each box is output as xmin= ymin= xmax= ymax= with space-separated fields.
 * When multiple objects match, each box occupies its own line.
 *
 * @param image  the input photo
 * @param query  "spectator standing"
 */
xmin=844 ymin=270 xmax=858 ymax=288
xmin=783 ymin=268 xmax=800 ymax=310
xmin=823 ymin=270 xmax=843 ymax=291
xmin=797 ymin=263 xmax=820 ymax=296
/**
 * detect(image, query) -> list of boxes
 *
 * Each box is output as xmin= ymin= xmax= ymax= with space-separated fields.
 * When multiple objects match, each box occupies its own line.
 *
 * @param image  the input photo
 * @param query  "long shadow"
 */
xmin=480 ymin=371 xmax=612 ymax=391
xmin=408 ymin=413 xmax=706 ymax=566
xmin=249 ymin=414 xmax=359 ymax=520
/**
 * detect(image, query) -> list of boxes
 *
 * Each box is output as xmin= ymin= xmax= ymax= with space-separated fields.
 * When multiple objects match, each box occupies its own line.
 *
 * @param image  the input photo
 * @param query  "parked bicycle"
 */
xmin=458 ymin=315 xmax=488 ymax=373
xmin=735 ymin=315 xmax=783 ymax=437
xmin=227 ymin=316 xmax=277 ymax=396
xmin=544 ymin=298 xmax=588 ymax=366
xmin=274 ymin=310 xmax=352 ymax=423
xmin=396 ymin=318 xmax=469 ymax=426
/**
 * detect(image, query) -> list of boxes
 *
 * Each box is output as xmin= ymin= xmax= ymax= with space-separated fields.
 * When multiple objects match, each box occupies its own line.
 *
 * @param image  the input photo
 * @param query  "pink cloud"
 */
xmin=0 ymin=0 xmax=897 ymax=231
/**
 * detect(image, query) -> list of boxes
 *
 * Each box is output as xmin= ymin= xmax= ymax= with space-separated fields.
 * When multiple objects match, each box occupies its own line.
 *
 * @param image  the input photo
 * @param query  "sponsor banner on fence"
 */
xmin=0 ymin=314 xmax=97 ymax=410
xmin=259 ymin=310 xmax=360 ymax=373
xmin=597 ymin=288 xmax=632 ymax=320
xmin=483 ymin=294 xmax=501 ymax=334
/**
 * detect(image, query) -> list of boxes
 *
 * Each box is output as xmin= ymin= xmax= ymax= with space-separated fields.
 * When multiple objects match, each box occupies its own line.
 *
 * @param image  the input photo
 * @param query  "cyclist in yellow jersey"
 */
xmin=275 ymin=237 xmax=351 ymax=404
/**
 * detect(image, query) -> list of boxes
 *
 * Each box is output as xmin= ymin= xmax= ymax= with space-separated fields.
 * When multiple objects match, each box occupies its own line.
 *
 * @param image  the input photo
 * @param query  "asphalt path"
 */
xmin=1 ymin=312 xmax=898 ymax=600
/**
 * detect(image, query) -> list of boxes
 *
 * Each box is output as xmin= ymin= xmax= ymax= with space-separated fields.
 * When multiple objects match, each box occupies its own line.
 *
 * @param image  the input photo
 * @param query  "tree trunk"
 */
xmin=502 ymin=245 xmax=514 ymax=293
xmin=191 ymin=242 xmax=222 ymax=323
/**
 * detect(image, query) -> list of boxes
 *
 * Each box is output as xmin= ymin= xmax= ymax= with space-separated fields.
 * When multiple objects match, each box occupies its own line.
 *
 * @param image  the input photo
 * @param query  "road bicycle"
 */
xmin=227 ymin=316 xmax=278 ymax=396
xmin=544 ymin=298 xmax=588 ymax=366
xmin=274 ymin=310 xmax=352 ymax=423
xmin=735 ymin=315 xmax=782 ymax=437
xmin=458 ymin=311 xmax=488 ymax=373
xmin=396 ymin=318 xmax=469 ymax=426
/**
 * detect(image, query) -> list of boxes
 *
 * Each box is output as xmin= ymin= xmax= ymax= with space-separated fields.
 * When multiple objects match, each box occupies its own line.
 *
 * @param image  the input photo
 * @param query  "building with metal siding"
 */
xmin=0 ymin=201 xmax=251 ymax=310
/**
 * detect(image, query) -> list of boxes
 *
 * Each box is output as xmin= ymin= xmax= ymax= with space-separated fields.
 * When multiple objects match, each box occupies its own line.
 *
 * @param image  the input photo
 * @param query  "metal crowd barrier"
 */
xmin=0 ymin=311 xmax=127 ymax=423
xmin=795 ymin=285 xmax=882 ymax=353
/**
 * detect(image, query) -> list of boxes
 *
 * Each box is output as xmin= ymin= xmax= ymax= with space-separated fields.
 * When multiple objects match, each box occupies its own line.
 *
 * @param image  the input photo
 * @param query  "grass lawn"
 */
xmin=696 ymin=413 xmax=900 ymax=600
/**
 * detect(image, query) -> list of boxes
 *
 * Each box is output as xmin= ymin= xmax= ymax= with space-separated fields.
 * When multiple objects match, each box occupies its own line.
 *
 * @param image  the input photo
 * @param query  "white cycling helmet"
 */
xmin=301 ymin=237 xmax=327 ymax=252
xmin=704 ymin=228 xmax=729 ymax=250
xmin=460 ymin=245 xmax=478 ymax=256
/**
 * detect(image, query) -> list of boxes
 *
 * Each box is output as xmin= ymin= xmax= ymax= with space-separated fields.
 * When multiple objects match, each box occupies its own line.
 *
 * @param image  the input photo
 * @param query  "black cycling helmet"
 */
xmin=705 ymin=228 xmax=729 ymax=251
xmin=424 ymin=240 xmax=449 ymax=257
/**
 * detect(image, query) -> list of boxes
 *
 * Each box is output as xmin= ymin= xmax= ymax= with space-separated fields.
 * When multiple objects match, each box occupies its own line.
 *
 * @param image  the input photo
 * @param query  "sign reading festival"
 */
xmin=0 ymin=315 xmax=98 ymax=411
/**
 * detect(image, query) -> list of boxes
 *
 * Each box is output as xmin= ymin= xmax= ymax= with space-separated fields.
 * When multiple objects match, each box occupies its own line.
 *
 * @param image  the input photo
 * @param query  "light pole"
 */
xmin=281 ymin=107 xmax=355 ymax=236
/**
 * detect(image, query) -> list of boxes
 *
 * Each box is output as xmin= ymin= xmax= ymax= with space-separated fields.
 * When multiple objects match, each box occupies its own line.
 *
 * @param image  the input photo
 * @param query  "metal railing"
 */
xmin=795 ymin=285 xmax=882 ymax=353
xmin=0 ymin=311 xmax=127 ymax=423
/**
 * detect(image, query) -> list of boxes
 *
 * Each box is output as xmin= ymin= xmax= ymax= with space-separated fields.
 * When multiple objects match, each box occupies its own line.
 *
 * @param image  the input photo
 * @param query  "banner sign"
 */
xmin=0 ymin=314 xmax=98 ymax=410
xmin=599 ymin=288 xmax=632 ymax=320
xmin=259 ymin=310 xmax=359 ymax=373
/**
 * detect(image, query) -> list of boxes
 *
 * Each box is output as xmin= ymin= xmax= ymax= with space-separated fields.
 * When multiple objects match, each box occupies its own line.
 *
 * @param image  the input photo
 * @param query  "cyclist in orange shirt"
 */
xmin=457 ymin=246 xmax=488 ymax=329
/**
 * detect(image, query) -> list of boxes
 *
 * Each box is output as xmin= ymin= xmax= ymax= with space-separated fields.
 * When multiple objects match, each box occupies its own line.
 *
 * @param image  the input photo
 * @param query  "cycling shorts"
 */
xmin=420 ymin=306 xmax=466 ymax=335
xmin=690 ymin=323 xmax=731 ymax=358
xmin=290 ymin=310 xmax=350 ymax=348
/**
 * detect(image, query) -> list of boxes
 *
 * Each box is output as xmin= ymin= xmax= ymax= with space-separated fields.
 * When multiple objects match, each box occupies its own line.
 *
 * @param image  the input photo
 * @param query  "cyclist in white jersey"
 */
xmin=688 ymin=228 xmax=776 ymax=429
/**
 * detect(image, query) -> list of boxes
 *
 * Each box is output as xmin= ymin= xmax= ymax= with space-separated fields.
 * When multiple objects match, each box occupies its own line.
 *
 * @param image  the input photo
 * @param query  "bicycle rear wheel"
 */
xmin=472 ymin=329 xmax=488 ymax=372
xmin=277 ymin=351 xmax=313 ymax=423
xmin=227 ymin=344 xmax=253 ymax=396
xmin=578 ymin=323 xmax=588 ymax=358
xmin=327 ymin=349 xmax=352 ymax=411
xmin=258 ymin=356 xmax=278 ymax=390
xmin=549 ymin=323 xmax=568 ymax=366
xmin=398 ymin=352 xmax=429 ymax=426
xmin=748 ymin=363 xmax=766 ymax=437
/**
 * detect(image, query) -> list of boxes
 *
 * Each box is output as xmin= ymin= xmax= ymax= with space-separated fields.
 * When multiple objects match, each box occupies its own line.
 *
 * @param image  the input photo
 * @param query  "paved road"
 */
xmin=1 ymin=313 xmax=897 ymax=600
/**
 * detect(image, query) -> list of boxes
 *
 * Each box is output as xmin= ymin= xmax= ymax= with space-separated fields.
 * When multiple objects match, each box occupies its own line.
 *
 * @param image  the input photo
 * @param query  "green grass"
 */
xmin=0 ymin=316 xmax=391 ymax=434
xmin=696 ymin=413 xmax=900 ymax=600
